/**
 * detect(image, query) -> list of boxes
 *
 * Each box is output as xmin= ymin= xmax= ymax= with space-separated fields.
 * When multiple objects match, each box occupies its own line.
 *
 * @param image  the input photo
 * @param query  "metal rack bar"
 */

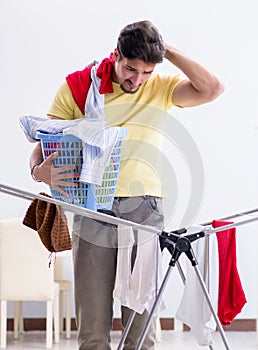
xmin=0 ymin=183 xmax=160 ymax=233
xmin=1 ymin=182 xmax=258 ymax=238
xmin=201 ymin=208 xmax=258 ymax=226
xmin=2 ymin=182 xmax=258 ymax=350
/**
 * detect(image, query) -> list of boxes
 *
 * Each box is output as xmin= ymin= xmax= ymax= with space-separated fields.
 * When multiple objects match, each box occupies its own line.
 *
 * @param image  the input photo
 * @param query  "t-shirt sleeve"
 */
xmin=47 ymin=82 xmax=84 ymax=120
xmin=144 ymin=73 xmax=185 ymax=111
xmin=165 ymin=74 xmax=185 ymax=110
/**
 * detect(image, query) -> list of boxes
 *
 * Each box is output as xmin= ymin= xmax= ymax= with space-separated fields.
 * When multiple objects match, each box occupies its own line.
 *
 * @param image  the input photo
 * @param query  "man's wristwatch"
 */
xmin=31 ymin=164 xmax=42 ymax=182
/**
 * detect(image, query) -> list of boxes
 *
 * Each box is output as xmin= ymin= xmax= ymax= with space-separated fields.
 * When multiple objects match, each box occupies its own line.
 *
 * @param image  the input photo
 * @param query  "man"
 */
xmin=29 ymin=20 xmax=224 ymax=350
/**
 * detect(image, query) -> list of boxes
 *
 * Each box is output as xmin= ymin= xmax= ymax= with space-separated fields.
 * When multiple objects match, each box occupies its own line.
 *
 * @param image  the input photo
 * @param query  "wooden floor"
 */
xmin=3 ymin=330 xmax=258 ymax=349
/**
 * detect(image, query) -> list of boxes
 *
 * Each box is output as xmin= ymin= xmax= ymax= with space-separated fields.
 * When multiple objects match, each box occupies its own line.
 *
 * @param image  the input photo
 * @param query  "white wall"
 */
xmin=1 ymin=0 xmax=258 ymax=321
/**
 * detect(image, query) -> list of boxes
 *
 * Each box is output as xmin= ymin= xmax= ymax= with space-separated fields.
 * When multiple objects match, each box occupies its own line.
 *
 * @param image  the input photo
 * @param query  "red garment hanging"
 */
xmin=212 ymin=220 xmax=247 ymax=325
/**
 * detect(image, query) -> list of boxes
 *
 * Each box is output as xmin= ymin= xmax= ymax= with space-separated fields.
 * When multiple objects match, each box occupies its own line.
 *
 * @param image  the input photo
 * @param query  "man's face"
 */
xmin=112 ymin=51 xmax=156 ymax=94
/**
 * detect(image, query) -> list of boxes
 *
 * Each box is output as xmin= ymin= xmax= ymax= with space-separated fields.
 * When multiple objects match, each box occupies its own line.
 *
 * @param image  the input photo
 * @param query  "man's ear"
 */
xmin=114 ymin=48 xmax=119 ymax=62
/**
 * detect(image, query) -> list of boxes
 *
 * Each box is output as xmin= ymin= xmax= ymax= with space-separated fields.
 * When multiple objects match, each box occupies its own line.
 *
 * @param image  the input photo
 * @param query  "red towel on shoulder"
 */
xmin=212 ymin=220 xmax=247 ymax=325
xmin=66 ymin=54 xmax=115 ymax=114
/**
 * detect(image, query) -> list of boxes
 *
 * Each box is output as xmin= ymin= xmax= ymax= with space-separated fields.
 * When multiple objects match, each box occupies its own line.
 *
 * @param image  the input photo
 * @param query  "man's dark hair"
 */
xmin=117 ymin=20 xmax=165 ymax=64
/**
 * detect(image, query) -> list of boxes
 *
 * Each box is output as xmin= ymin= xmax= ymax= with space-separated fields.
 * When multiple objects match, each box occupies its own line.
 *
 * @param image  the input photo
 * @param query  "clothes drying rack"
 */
xmin=1 ymin=182 xmax=258 ymax=350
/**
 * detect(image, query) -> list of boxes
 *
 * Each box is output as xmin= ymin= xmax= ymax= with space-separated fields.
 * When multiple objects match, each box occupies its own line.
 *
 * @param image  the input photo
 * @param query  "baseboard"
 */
xmin=183 ymin=318 xmax=256 ymax=332
xmin=7 ymin=318 xmax=256 ymax=332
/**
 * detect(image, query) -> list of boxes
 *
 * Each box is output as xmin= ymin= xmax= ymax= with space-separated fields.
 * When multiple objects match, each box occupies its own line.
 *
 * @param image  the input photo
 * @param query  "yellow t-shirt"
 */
xmin=48 ymin=73 xmax=183 ymax=197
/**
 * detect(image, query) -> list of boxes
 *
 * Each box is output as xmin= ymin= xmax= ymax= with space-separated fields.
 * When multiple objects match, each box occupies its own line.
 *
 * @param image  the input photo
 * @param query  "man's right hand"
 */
xmin=33 ymin=151 xmax=80 ymax=197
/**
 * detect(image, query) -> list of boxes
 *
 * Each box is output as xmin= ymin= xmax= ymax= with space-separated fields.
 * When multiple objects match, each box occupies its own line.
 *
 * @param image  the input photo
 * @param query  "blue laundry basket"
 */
xmin=36 ymin=128 xmax=127 ymax=210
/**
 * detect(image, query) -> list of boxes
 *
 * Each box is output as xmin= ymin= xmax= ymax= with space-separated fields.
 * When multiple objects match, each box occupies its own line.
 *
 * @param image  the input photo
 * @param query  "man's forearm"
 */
xmin=29 ymin=143 xmax=44 ymax=181
xmin=164 ymin=43 xmax=224 ymax=106
xmin=29 ymin=142 xmax=43 ymax=169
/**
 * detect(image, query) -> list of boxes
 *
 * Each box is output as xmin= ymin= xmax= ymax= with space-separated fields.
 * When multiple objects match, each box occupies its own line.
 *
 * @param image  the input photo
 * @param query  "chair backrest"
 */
xmin=0 ymin=217 xmax=55 ymax=301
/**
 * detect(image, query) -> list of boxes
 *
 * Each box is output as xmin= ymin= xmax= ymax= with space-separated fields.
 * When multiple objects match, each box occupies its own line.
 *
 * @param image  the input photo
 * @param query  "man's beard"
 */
xmin=120 ymin=81 xmax=141 ymax=94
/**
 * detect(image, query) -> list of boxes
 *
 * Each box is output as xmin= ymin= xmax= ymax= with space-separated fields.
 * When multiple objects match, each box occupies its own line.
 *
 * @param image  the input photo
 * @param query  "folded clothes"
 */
xmin=19 ymin=115 xmax=122 ymax=185
xmin=19 ymin=115 xmax=80 ymax=142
